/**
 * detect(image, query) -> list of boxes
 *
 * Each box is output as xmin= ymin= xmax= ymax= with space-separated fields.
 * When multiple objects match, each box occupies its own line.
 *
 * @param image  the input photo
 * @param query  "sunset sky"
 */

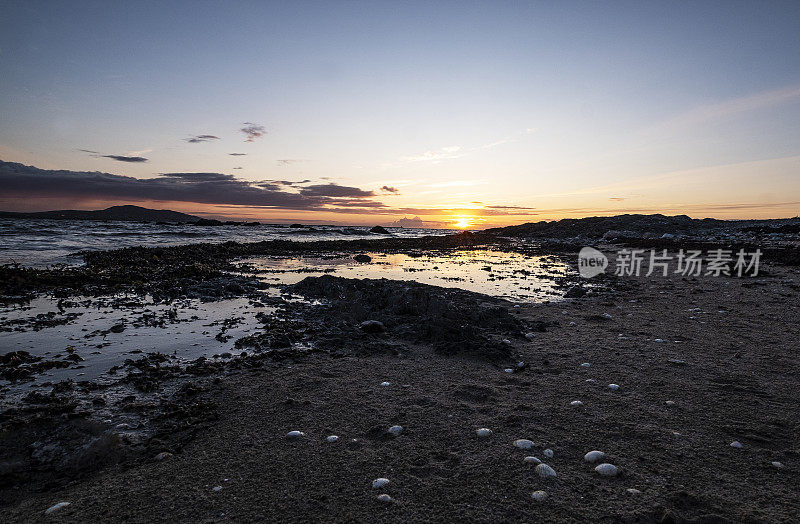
xmin=1 ymin=1 xmax=799 ymax=227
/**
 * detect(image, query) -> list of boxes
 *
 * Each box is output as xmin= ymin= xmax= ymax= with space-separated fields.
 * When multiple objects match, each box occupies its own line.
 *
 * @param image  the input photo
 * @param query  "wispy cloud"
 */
xmin=381 ymin=185 xmax=399 ymax=193
xmin=241 ymin=122 xmax=266 ymax=142
xmin=78 ymin=149 xmax=148 ymax=163
xmin=276 ymin=159 xmax=302 ymax=166
xmin=185 ymin=134 xmax=220 ymax=143
xmin=229 ymin=153 xmax=247 ymax=156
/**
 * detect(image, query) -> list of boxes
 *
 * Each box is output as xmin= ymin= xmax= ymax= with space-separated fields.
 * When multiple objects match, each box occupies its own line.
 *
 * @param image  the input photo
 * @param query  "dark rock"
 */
xmin=564 ymin=286 xmax=587 ymax=298
xmin=193 ymin=219 xmax=224 ymax=226
xmin=359 ymin=320 xmax=385 ymax=333
xmin=370 ymin=225 xmax=390 ymax=234
xmin=354 ymin=254 xmax=372 ymax=263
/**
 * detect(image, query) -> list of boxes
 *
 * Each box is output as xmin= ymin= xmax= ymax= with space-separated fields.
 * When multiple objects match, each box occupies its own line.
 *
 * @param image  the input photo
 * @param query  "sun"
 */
xmin=452 ymin=217 xmax=473 ymax=229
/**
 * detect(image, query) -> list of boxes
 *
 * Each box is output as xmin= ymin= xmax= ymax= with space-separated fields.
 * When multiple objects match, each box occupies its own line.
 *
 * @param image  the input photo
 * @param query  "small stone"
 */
xmin=594 ymin=463 xmax=619 ymax=476
xmin=476 ymin=428 xmax=493 ymax=438
xmin=514 ymin=439 xmax=535 ymax=449
xmin=570 ymin=400 xmax=584 ymax=406
xmin=654 ymin=338 xmax=664 ymax=343
xmin=602 ymin=313 xmax=612 ymax=319
xmin=155 ymin=452 xmax=173 ymax=461
xmin=388 ymin=425 xmax=403 ymax=436
xmin=608 ymin=383 xmax=620 ymax=391
xmin=377 ymin=494 xmax=392 ymax=503
xmin=524 ymin=456 xmax=542 ymax=464
xmin=535 ymin=463 xmax=557 ymax=479
xmin=327 ymin=435 xmax=339 ymax=443
xmin=771 ymin=461 xmax=784 ymax=468
xmin=502 ymin=339 xmax=512 ymax=344
xmin=286 ymin=430 xmax=305 ymax=439
xmin=586 ymin=378 xmax=596 ymax=383
xmin=359 ymin=320 xmax=384 ymax=333
xmin=380 ymin=381 xmax=390 ymax=386
xmin=584 ymin=450 xmax=606 ymax=463
xmin=212 ymin=486 xmax=223 ymax=492
xmin=665 ymin=400 xmax=676 ymax=406
xmin=45 ymin=502 xmax=71 ymax=515
xmin=581 ymin=362 xmax=591 ymax=368
xmin=531 ymin=490 xmax=548 ymax=502
xmin=525 ymin=332 xmax=536 ymax=340
xmin=543 ymin=449 xmax=554 ymax=458
xmin=626 ymin=488 xmax=642 ymax=495
xmin=372 ymin=477 xmax=390 ymax=489
xmin=730 ymin=441 xmax=743 ymax=449
xmin=504 ymin=368 xmax=513 ymax=373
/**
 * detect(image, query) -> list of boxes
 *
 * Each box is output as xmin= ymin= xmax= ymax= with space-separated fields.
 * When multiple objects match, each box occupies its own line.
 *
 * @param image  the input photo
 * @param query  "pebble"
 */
xmin=531 ymin=490 xmax=548 ymax=502
xmin=514 ymin=439 xmax=535 ymax=449
xmin=372 ymin=478 xmax=390 ymax=488
xmin=771 ymin=461 xmax=784 ymax=468
xmin=388 ymin=425 xmax=403 ymax=436
xmin=586 ymin=378 xmax=596 ymax=383
xmin=654 ymin=338 xmax=664 ymax=343
xmin=155 ymin=452 xmax=173 ymax=461
xmin=45 ymin=502 xmax=71 ymax=515
xmin=608 ymin=383 xmax=620 ymax=390
xmin=580 ymin=362 xmax=591 ymax=368
xmin=476 ymin=428 xmax=493 ymax=438
xmin=602 ymin=313 xmax=612 ymax=319
xmin=594 ymin=463 xmax=619 ymax=476
xmin=503 ymin=339 xmax=512 ymax=344
xmin=504 ymin=368 xmax=514 ymax=373
xmin=212 ymin=486 xmax=223 ymax=492
xmin=626 ymin=488 xmax=642 ymax=495
xmin=543 ymin=449 xmax=554 ymax=458
xmin=380 ymin=381 xmax=390 ymax=387
xmin=535 ymin=463 xmax=557 ymax=479
xmin=377 ymin=494 xmax=392 ymax=503
xmin=665 ymin=400 xmax=676 ymax=406
xmin=524 ymin=456 xmax=542 ymax=464
xmin=327 ymin=435 xmax=339 ymax=443
xmin=730 ymin=441 xmax=743 ymax=449
xmin=570 ymin=400 xmax=584 ymax=406
xmin=584 ymin=450 xmax=606 ymax=463
xmin=525 ymin=332 xmax=536 ymax=340
xmin=286 ymin=430 xmax=305 ymax=439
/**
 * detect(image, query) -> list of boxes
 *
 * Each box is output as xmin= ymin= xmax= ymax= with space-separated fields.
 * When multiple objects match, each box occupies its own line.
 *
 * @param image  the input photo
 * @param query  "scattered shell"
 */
xmin=730 ymin=441 xmax=743 ymax=449
xmin=594 ymin=463 xmax=619 ymax=476
xmin=372 ymin=478 xmax=390 ymax=489
xmin=286 ymin=430 xmax=305 ymax=439
xmin=514 ymin=439 xmax=535 ymax=449
xmin=504 ymin=368 xmax=514 ymax=373
xmin=771 ymin=461 xmax=784 ymax=468
xmin=535 ymin=463 xmax=557 ymax=479
xmin=45 ymin=502 xmax=71 ymax=515
xmin=584 ymin=450 xmax=606 ymax=463
xmin=586 ymin=378 xmax=596 ymax=383
xmin=543 ymin=449 xmax=554 ymax=458
xmin=524 ymin=456 xmax=542 ymax=464
xmin=531 ymin=490 xmax=548 ymax=502
xmin=608 ymin=383 xmax=620 ymax=391
xmin=665 ymin=400 xmax=676 ymax=406
xmin=212 ymin=486 xmax=223 ymax=492
xmin=326 ymin=435 xmax=339 ymax=443
xmin=476 ymin=428 xmax=493 ymax=438
xmin=525 ymin=332 xmax=536 ymax=340
xmin=570 ymin=400 xmax=584 ymax=406
xmin=380 ymin=381 xmax=390 ymax=387
xmin=580 ymin=362 xmax=591 ymax=368
xmin=654 ymin=338 xmax=664 ymax=343
xmin=377 ymin=494 xmax=392 ymax=503
xmin=388 ymin=425 xmax=403 ymax=436
xmin=155 ymin=452 xmax=173 ymax=461
xmin=626 ymin=488 xmax=642 ymax=495
xmin=569 ymin=321 xmax=576 ymax=326
xmin=602 ymin=313 xmax=612 ymax=319
xmin=502 ymin=339 xmax=512 ymax=344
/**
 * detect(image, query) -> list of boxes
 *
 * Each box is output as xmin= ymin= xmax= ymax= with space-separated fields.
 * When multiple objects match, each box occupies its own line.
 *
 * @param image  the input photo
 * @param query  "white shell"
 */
xmin=584 ymin=450 xmax=606 ymax=463
xmin=608 ymin=383 xmax=620 ymax=390
xmin=570 ymin=400 xmax=584 ymax=406
xmin=286 ymin=430 xmax=305 ymax=439
xmin=372 ymin=477 xmax=390 ymax=488
xmin=602 ymin=313 xmax=612 ymax=319
xmin=524 ymin=456 xmax=542 ymax=464
xmin=581 ymin=362 xmax=591 ymax=367
xmin=595 ymin=463 xmax=619 ymax=476
xmin=504 ymin=368 xmax=513 ymax=373
xmin=771 ymin=461 xmax=784 ymax=468
xmin=212 ymin=486 xmax=222 ymax=492
xmin=626 ymin=488 xmax=642 ymax=495
xmin=514 ymin=439 xmax=535 ymax=449
xmin=326 ymin=435 xmax=339 ymax=443
xmin=535 ymin=463 xmax=557 ymax=479
xmin=665 ymin=400 xmax=676 ymax=406
xmin=388 ymin=425 xmax=403 ymax=436
xmin=525 ymin=332 xmax=536 ymax=340
xmin=377 ymin=494 xmax=392 ymax=503
xmin=543 ymin=449 xmax=554 ymax=458
xmin=531 ymin=490 xmax=548 ymax=502
xmin=586 ymin=378 xmax=596 ymax=383
xmin=45 ymin=502 xmax=71 ymax=515
xmin=730 ymin=441 xmax=743 ymax=449
xmin=380 ymin=381 xmax=390 ymax=387
xmin=476 ymin=428 xmax=493 ymax=437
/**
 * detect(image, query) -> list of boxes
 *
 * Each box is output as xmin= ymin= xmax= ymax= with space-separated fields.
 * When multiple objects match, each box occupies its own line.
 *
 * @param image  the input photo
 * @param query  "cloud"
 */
xmin=277 ymin=159 xmax=301 ymax=166
xmin=609 ymin=197 xmax=625 ymax=201
xmin=185 ymin=134 xmax=220 ymax=143
xmin=381 ymin=186 xmax=399 ymax=193
xmin=79 ymin=149 xmax=149 ymax=163
xmin=229 ymin=153 xmax=247 ymax=156
xmin=241 ymin=122 xmax=266 ymax=142
xmin=299 ymin=183 xmax=375 ymax=198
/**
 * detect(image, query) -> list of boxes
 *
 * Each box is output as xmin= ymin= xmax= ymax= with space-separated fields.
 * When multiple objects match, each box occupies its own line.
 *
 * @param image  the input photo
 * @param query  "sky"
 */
xmin=1 ymin=1 xmax=799 ymax=228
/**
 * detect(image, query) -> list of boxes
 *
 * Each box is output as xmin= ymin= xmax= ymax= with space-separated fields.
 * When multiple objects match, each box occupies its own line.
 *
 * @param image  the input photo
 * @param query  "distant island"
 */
xmin=0 ymin=205 xmax=200 ymax=223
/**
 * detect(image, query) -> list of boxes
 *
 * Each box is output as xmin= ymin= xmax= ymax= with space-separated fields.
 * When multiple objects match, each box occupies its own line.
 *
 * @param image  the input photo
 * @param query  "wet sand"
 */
xmin=2 ymin=247 xmax=798 ymax=522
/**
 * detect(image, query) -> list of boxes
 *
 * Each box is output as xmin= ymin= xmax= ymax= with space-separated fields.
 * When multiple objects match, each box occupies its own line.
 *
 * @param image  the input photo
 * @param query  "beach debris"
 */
xmin=380 ymin=381 xmax=391 ymax=387
xmin=524 ymin=456 xmax=542 ymax=464
xmin=286 ymin=430 xmax=305 ymax=439
xmin=595 ymin=463 xmax=619 ymax=476
xmin=608 ymin=383 xmax=620 ymax=391
xmin=531 ymin=490 xmax=548 ymax=502
xmin=504 ymin=368 xmax=514 ymax=373
xmin=327 ymin=435 xmax=339 ymax=443
xmin=730 ymin=441 xmax=743 ymax=449
xmin=212 ymin=486 xmax=223 ymax=492
xmin=665 ymin=400 xmax=676 ymax=406
xmin=535 ymin=463 xmax=557 ymax=479
xmin=570 ymin=400 xmax=584 ymax=406
xmin=543 ymin=449 xmax=554 ymax=458
xmin=45 ymin=502 xmax=71 ymax=515
xmin=377 ymin=494 xmax=392 ymax=503
xmin=388 ymin=425 xmax=403 ymax=436
xmin=581 ymin=362 xmax=591 ymax=368
xmin=155 ymin=451 xmax=174 ymax=461
xmin=771 ymin=461 xmax=784 ymax=468
xmin=359 ymin=320 xmax=384 ymax=333
xmin=372 ymin=478 xmax=390 ymax=489
xmin=476 ymin=428 xmax=493 ymax=438
xmin=626 ymin=488 xmax=642 ymax=495
xmin=514 ymin=439 xmax=535 ymax=449
xmin=584 ymin=450 xmax=606 ymax=463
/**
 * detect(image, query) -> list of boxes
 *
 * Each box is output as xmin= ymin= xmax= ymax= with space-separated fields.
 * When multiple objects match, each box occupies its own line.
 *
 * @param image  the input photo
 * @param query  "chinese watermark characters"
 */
xmin=579 ymin=247 xmax=761 ymax=278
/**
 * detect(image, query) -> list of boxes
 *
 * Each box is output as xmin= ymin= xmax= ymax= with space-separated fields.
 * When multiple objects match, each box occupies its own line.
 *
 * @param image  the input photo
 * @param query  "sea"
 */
xmin=0 ymin=219 xmax=451 ymax=267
